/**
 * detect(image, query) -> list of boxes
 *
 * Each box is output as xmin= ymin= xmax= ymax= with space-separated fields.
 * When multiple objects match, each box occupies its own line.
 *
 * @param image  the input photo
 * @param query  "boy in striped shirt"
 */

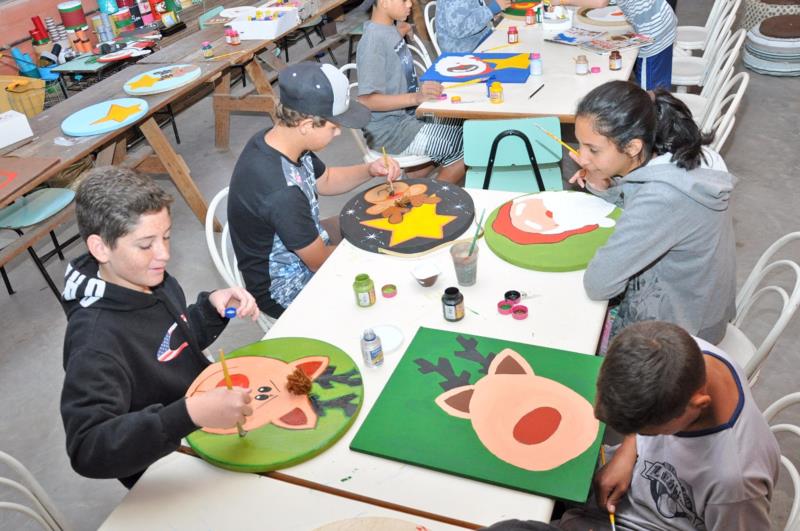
xmin=554 ymin=0 xmax=677 ymax=89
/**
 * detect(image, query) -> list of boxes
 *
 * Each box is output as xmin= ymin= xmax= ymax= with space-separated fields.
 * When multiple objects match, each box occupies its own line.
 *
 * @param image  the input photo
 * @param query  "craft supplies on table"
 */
xmin=353 ymin=273 xmax=376 ymax=307
xmin=530 ymin=52 xmax=543 ymax=75
xmin=228 ymin=7 xmax=300 ymax=40
xmin=360 ymin=328 xmax=385 ymax=367
xmin=441 ymin=287 xmax=465 ymax=322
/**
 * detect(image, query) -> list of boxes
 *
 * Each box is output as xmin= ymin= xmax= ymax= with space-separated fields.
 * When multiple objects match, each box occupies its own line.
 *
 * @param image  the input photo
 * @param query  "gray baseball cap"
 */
xmin=278 ymin=62 xmax=370 ymax=129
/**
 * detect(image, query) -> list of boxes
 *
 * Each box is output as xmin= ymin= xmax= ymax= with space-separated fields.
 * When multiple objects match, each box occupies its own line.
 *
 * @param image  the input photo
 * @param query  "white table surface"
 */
xmin=259 ymin=188 xmax=609 ymax=527
xmin=417 ymin=15 xmax=637 ymax=121
xmin=99 ymin=452 xmax=471 ymax=530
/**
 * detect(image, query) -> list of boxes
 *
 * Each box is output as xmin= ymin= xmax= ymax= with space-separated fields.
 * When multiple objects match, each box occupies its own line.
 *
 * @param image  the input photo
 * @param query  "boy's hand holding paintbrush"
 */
xmin=368 ymin=149 xmax=402 ymax=192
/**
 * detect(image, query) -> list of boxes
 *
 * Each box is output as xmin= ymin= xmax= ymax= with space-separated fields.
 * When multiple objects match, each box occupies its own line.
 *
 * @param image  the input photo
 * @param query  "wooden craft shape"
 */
xmin=124 ymin=64 xmax=202 ymax=96
xmin=350 ymin=328 xmax=605 ymax=502
xmin=60 ymin=97 xmax=149 ymax=137
xmin=186 ymin=337 xmax=364 ymax=473
xmin=576 ymin=6 xmax=629 ymax=27
xmin=485 ymin=191 xmax=621 ymax=271
xmin=339 ymin=178 xmax=475 ymax=255
xmin=504 ymin=0 xmax=542 ymax=17
xmin=420 ymin=53 xmax=531 ymax=83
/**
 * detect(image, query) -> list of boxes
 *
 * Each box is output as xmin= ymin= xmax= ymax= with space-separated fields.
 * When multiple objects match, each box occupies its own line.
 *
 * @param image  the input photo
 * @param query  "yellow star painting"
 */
xmin=483 ymin=53 xmax=530 ymax=71
xmin=125 ymin=74 xmax=159 ymax=91
xmin=360 ymin=202 xmax=457 ymax=247
xmin=91 ymin=103 xmax=143 ymax=125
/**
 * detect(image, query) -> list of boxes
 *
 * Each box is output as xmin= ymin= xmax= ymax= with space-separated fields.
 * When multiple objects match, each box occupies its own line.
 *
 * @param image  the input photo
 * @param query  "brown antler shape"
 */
xmin=454 ymin=336 xmax=496 ymax=375
xmin=415 ymin=357 xmax=471 ymax=391
xmin=287 ymin=367 xmax=312 ymax=395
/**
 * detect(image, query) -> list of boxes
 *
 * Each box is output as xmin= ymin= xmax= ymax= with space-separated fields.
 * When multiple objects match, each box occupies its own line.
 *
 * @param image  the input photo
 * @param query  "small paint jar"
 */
xmin=201 ymin=41 xmax=213 ymax=59
xmin=497 ymin=300 xmax=514 ymax=315
xmin=512 ymin=305 xmax=529 ymax=320
xmin=489 ymin=81 xmax=504 ymax=104
xmin=525 ymin=8 xmax=535 ymax=25
xmin=575 ymin=55 xmax=589 ymax=75
xmin=507 ymin=25 xmax=519 ymax=44
xmin=609 ymin=50 xmax=622 ymax=71
xmin=381 ymin=284 xmax=397 ymax=298
xmin=360 ymin=328 xmax=384 ymax=367
xmin=224 ymin=28 xmax=232 ymax=44
xmin=442 ymin=287 xmax=465 ymax=322
xmin=353 ymin=273 xmax=376 ymax=307
xmin=231 ymin=29 xmax=241 ymax=45
xmin=504 ymin=290 xmax=522 ymax=304
xmin=529 ymin=52 xmax=542 ymax=76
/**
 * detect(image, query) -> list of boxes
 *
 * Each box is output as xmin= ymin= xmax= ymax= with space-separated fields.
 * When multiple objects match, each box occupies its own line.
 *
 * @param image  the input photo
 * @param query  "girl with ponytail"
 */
xmin=571 ymin=80 xmax=736 ymax=344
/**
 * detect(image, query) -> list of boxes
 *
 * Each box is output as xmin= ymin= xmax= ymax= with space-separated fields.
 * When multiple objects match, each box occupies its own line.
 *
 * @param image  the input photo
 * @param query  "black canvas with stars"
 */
xmin=339 ymin=178 xmax=475 ymax=255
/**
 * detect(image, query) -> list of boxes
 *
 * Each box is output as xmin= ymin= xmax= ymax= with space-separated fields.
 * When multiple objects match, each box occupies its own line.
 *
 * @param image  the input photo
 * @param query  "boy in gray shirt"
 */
xmin=558 ymin=321 xmax=780 ymax=531
xmin=356 ymin=0 xmax=465 ymax=184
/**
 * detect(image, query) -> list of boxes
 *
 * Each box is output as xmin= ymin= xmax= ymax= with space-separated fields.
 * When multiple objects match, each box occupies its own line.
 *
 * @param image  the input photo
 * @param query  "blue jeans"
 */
xmin=634 ymin=45 xmax=673 ymax=90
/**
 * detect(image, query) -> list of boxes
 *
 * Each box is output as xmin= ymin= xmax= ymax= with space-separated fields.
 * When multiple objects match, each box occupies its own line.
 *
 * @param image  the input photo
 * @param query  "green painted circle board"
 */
xmin=186 ymin=337 xmax=363 ymax=473
xmin=485 ymin=190 xmax=621 ymax=272
xmin=504 ymin=0 xmax=541 ymax=17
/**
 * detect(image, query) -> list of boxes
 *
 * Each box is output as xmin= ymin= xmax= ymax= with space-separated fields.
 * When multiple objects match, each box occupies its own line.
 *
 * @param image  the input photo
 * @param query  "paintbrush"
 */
xmin=443 ymin=77 xmax=488 ymax=89
xmin=382 ymin=146 xmax=394 ymax=194
xmin=528 ymin=84 xmax=545 ymax=99
xmin=600 ymin=446 xmax=618 ymax=531
xmin=532 ymin=122 xmax=579 ymax=156
xmin=219 ymin=349 xmax=248 ymax=438
xmin=468 ymin=208 xmax=486 ymax=256
xmin=207 ymin=49 xmax=248 ymax=62
xmin=483 ymin=42 xmax=517 ymax=52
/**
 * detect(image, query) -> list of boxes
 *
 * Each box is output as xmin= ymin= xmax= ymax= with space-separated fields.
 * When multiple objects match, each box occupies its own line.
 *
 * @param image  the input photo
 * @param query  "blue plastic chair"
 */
xmin=0 ymin=188 xmax=78 ymax=298
xmin=463 ymin=117 xmax=565 ymax=192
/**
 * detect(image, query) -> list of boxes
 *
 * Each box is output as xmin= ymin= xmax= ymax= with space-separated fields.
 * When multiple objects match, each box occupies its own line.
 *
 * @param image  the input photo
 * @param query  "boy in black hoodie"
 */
xmin=60 ymin=167 xmax=260 ymax=488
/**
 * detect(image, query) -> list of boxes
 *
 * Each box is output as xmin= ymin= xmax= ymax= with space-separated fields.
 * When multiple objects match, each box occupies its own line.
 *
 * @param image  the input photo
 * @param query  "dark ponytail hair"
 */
xmin=576 ymin=81 xmax=712 ymax=171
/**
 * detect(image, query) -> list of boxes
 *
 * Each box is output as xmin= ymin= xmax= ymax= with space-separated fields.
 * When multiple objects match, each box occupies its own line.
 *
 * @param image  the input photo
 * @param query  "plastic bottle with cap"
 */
xmin=530 ymin=52 xmax=543 ymax=76
xmin=360 ymin=328 xmax=384 ymax=368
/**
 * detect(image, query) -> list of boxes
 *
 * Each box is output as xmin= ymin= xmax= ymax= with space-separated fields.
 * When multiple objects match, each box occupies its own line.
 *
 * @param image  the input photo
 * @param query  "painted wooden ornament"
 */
xmin=351 ymin=327 xmax=605 ymax=503
xmin=576 ymin=6 xmax=629 ymax=28
xmin=419 ymin=53 xmax=531 ymax=84
xmin=504 ymin=0 xmax=541 ymax=17
xmin=60 ymin=97 xmax=149 ymax=137
xmin=97 ymin=49 xmax=135 ymax=62
xmin=484 ymin=190 xmax=621 ymax=272
xmin=186 ymin=337 xmax=363 ymax=473
xmin=339 ymin=179 xmax=475 ymax=255
xmin=124 ymin=64 xmax=202 ymax=95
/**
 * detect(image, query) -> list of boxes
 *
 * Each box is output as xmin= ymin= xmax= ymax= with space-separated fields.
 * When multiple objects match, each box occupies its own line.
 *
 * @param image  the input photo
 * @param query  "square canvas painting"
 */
xmin=419 ymin=53 xmax=531 ymax=84
xmin=350 ymin=327 xmax=605 ymax=502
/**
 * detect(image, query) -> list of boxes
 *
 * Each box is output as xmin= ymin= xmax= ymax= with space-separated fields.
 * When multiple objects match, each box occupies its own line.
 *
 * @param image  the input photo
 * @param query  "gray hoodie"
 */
xmin=584 ymin=149 xmax=737 ymax=344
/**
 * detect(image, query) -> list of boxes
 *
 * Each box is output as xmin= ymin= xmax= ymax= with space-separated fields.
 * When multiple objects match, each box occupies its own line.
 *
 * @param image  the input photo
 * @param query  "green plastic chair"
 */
xmin=0 ymin=188 xmax=77 ymax=298
xmin=463 ymin=117 xmax=565 ymax=192
xmin=198 ymin=6 xmax=223 ymax=29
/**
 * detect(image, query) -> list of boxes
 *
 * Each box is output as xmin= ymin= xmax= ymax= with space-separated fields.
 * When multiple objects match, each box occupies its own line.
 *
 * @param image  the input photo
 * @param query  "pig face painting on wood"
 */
xmin=434 ymin=348 xmax=599 ymax=471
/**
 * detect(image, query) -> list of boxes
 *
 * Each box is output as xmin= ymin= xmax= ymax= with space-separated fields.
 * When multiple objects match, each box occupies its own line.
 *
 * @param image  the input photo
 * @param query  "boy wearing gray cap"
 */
xmin=228 ymin=62 xmax=401 ymax=319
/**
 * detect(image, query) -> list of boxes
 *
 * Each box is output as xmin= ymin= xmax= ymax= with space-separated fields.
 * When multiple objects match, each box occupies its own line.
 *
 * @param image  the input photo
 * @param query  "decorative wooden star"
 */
xmin=91 ymin=103 xmax=143 ymax=125
xmin=126 ymin=74 xmax=160 ymax=90
xmin=360 ymin=202 xmax=457 ymax=247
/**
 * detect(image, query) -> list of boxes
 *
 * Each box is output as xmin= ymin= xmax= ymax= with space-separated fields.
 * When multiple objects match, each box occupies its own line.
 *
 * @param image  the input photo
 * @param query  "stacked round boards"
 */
xmin=185 ymin=337 xmax=364 ymax=472
xmin=484 ymin=190 xmax=621 ymax=272
xmin=744 ymin=14 xmax=800 ymax=75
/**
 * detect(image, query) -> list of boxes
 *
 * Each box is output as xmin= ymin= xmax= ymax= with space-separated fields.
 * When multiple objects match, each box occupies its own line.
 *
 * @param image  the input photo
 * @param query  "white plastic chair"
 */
xmin=424 ymin=1 xmax=441 ymax=56
xmin=339 ymin=63 xmax=433 ymax=169
xmin=672 ymin=0 xmax=741 ymax=90
xmin=676 ymin=0 xmax=731 ymax=52
xmin=717 ymin=232 xmax=800 ymax=385
xmin=673 ymin=29 xmax=746 ymax=126
xmin=205 ymin=188 xmax=274 ymax=333
xmin=704 ymin=71 xmax=749 ymax=152
xmin=0 ymin=451 xmax=70 ymax=531
xmin=763 ymin=392 xmax=800 ymax=531
xmin=408 ymin=33 xmax=433 ymax=75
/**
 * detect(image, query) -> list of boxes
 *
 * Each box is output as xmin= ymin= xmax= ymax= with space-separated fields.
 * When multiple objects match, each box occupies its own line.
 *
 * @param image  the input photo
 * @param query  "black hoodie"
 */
xmin=60 ymin=253 xmax=228 ymax=488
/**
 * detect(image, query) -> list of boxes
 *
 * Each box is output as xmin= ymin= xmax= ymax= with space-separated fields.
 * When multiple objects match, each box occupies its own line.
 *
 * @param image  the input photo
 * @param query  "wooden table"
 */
xmin=8 ymin=61 xmax=230 ymax=229
xmin=416 ymin=16 xmax=637 ymax=123
xmin=257 ymin=188 xmax=608 ymax=527
xmin=99 ymin=452 xmax=471 ymax=530
xmin=137 ymin=0 xmax=354 ymax=150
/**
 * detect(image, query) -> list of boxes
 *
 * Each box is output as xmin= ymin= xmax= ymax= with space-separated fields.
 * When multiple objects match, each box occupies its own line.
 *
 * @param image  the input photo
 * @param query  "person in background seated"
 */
xmin=228 ymin=62 xmax=400 ymax=319
xmin=435 ymin=0 xmax=511 ymax=53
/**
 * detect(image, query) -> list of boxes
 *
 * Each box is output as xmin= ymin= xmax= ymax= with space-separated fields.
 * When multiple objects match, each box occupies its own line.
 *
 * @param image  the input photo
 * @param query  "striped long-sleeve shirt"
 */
xmin=616 ymin=0 xmax=677 ymax=58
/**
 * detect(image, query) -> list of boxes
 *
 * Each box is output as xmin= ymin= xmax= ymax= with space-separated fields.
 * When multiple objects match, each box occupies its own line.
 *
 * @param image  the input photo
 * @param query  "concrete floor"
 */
xmin=2 ymin=1 xmax=799 ymax=529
